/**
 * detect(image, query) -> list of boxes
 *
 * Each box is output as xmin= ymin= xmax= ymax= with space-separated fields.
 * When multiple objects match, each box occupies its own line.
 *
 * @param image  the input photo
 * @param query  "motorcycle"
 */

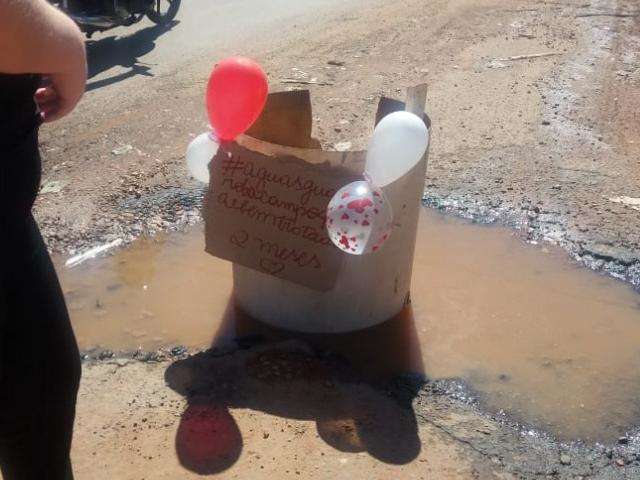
xmin=50 ymin=0 xmax=181 ymax=37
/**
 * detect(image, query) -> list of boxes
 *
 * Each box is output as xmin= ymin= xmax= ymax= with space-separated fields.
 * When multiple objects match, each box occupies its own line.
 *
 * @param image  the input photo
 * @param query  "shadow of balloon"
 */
xmin=165 ymin=302 xmax=426 ymax=474
xmin=174 ymin=403 xmax=242 ymax=475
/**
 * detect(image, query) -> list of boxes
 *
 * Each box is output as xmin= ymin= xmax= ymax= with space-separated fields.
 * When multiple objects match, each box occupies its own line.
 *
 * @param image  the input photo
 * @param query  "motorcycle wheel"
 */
xmin=146 ymin=0 xmax=180 ymax=24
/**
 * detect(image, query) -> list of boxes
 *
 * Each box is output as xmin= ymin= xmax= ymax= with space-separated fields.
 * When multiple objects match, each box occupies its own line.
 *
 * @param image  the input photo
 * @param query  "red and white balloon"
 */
xmin=186 ymin=57 xmax=268 ymax=183
xmin=326 ymin=181 xmax=393 ymax=255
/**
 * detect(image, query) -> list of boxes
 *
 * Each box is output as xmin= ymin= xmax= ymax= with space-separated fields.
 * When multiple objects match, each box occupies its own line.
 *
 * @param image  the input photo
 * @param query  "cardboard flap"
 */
xmin=246 ymin=90 xmax=321 ymax=149
xmin=375 ymin=84 xmax=430 ymax=128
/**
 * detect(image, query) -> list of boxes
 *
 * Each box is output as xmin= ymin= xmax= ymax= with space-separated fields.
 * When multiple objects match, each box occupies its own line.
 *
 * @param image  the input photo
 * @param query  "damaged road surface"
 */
xmin=74 ymin=340 xmax=640 ymax=480
xmin=36 ymin=0 xmax=640 ymax=290
xmin=76 ymin=344 xmax=508 ymax=480
xmin=59 ymin=210 xmax=640 ymax=479
xmin=22 ymin=0 xmax=640 ymax=478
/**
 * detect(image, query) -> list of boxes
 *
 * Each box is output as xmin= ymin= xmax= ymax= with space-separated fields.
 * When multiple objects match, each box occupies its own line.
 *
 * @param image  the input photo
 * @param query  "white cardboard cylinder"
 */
xmin=232 ymin=93 xmax=430 ymax=333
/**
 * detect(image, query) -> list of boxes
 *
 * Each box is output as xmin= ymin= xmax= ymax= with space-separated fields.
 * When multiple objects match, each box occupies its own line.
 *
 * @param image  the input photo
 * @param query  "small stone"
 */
xmin=560 ymin=453 xmax=571 ymax=465
xmin=615 ymin=458 xmax=625 ymax=467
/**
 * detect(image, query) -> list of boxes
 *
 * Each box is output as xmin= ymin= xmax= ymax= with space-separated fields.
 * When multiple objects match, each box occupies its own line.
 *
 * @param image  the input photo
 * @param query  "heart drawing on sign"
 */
xmin=259 ymin=257 xmax=285 ymax=275
xmin=229 ymin=230 xmax=249 ymax=249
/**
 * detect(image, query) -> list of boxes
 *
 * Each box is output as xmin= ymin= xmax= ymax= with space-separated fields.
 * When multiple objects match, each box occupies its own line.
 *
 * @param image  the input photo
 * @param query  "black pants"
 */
xmin=0 ymin=215 xmax=81 ymax=480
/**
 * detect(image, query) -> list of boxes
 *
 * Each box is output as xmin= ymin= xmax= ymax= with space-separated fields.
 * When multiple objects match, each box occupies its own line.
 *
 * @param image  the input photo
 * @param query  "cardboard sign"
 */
xmin=204 ymin=87 xmax=428 ymax=294
xmin=205 ymin=140 xmax=360 ymax=291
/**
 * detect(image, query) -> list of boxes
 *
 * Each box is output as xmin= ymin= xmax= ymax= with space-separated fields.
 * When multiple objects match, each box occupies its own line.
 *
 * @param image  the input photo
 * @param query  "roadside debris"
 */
xmin=40 ymin=180 xmax=65 ymax=194
xmin=65 ymin=238 xmax=124 ymax=268
xmin=280 ymin=78 xmax=334 ymax=86
xmin=497 ymin=52 xmax=560 ymax=61
xmin=576 ymin=12 xmax=639 ymax=18
xmin=608 ymin=196 xmax=640 ymax=211
xmin=112 ymin=144 xmax=134 ymax=156
xmin=485 ymin=59 xmax=510 ymax=69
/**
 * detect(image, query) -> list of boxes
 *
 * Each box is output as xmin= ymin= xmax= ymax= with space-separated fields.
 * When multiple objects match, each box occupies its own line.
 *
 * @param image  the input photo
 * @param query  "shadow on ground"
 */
xmin=86 ymin=21 xmax=179 ymax=91
xmin=165 ymin=301 xmax=425 ymax=475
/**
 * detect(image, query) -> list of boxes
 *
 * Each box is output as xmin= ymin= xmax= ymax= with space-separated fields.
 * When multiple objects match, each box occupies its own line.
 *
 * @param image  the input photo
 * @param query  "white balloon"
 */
xmin=186 ymin=132 xmax=219 ymax=183
xmin=365 ymin=111 xmax=429 ymax=187
xmin=326 ymin=180 xmax=393 ymax=255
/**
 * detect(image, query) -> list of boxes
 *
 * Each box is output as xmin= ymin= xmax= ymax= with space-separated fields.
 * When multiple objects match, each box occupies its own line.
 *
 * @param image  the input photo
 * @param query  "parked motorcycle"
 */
xmin=50 ymin=0 xmax=181 ymax=37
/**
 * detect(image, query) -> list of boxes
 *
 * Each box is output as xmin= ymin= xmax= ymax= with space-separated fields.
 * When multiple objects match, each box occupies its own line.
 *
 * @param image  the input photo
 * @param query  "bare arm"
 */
xmin=0 ymin=0 xmax=87 ymax=122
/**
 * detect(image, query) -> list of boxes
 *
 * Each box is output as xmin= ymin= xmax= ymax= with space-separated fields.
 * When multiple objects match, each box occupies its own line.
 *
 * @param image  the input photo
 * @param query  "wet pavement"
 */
xmin=57 ymin=207 xmax=640 ymax=444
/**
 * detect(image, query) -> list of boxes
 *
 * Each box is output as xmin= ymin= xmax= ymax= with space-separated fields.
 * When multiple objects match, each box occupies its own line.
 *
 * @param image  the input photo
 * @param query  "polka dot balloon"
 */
xmin=326 ymin=180 xmax=393 ymax=255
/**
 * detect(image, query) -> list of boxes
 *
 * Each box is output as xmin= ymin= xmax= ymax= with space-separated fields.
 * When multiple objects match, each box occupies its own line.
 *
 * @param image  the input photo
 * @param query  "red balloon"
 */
xmin=206 ymin=57 xmax=268 ymax=141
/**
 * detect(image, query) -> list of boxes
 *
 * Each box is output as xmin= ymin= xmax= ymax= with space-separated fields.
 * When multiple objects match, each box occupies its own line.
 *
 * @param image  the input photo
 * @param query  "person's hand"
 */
xmin=35 ymin=67 xmax=86 ymax=123
xmin=32 ymin=2 xmax=88 ymax=123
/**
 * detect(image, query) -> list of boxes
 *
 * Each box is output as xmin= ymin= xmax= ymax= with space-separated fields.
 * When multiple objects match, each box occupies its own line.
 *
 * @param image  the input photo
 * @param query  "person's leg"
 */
xmin=0 ymin=216 xmax=81 ymax=480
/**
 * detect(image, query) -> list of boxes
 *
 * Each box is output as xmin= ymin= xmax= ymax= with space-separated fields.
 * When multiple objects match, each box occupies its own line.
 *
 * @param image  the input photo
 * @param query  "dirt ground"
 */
xmin=74 ymin=344 xmax=513 ymax=480
xmin=36 ymin=0 xmax=640 ymax=286
xmin=72 ymin=339 xmax=640 ymax=480
xmin=23 ymin=0 xmax=640 ymax=478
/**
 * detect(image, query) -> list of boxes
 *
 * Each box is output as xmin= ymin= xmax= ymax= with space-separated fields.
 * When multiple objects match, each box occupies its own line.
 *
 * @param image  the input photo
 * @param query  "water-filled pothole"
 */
xmin=56 ymin=208 xmax=640 ymax=442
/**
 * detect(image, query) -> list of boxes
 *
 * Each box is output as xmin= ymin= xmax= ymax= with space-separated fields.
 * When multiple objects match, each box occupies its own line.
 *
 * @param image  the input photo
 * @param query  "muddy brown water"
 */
xmin=56 ymin=209 xmax=640 ymax=443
